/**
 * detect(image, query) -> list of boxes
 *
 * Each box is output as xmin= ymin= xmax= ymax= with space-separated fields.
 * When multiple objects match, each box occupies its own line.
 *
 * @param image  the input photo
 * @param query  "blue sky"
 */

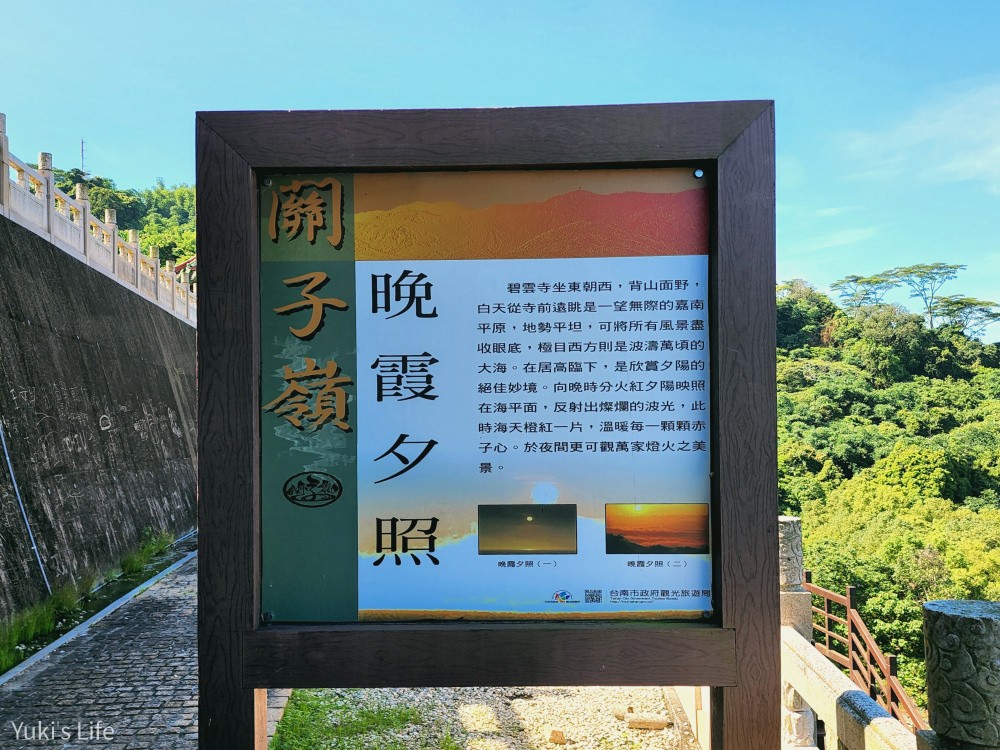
xmin=2 ymin=1 xmax=998 ymax=338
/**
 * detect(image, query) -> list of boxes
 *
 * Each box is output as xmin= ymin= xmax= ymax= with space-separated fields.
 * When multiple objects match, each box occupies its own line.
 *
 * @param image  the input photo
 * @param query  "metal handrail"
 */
xmin=803 ymin=570 xmax=929 ymax=732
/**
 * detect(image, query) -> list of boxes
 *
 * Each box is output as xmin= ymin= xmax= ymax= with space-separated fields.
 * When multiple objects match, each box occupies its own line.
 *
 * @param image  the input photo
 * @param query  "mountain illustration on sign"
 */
xmin=282 ymin=471 xmax=343 ymax=508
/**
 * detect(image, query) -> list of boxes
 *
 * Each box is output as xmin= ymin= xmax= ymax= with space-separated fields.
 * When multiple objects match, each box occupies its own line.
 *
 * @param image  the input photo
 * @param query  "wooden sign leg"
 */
xmin=197 ymin=117 xmax=263 ymax=750
xmin=197 ymin=672 xmax=266 ymax=749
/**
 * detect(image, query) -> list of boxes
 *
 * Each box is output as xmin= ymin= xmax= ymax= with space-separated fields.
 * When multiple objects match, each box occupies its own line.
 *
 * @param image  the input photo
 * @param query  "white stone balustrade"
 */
xmin=778 ymin=517 xmax=947 ymax=750
xmin=0 ymin=113 xmax=195 ymax=326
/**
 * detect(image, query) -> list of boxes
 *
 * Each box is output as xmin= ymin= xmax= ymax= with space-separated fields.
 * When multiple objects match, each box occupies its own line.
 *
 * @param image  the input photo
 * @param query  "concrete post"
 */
xmin=923 ymin=601 xmax=1000 ymax=750
xmin=779 ymin=516 xmax=813 ymax=638
xmin=150 ymin=246 xmax=161 ymax=301
xmin=105 ymin=208 xmax=118 ymax=276
xmin=75 ymin=183 xmax=90 ymax=260
xmin=183 ymin=270 xmax=191 ymax=319
xmin=167 ymin=259 xmax=176 ymax=310
xmin=0 ymin=113 xmax=9 ymax=209
xmin=127 ymin=229 xmax=141 ymax=288
xmin=38 ymin=152 xmax=54 ymax=235
xmin=778 ymin=516 xmax=818 ymax=749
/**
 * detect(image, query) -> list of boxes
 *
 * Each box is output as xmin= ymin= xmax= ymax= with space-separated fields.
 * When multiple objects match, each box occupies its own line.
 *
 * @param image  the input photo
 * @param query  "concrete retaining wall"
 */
xmin=0 ymin=214 xmax=196 ymax=619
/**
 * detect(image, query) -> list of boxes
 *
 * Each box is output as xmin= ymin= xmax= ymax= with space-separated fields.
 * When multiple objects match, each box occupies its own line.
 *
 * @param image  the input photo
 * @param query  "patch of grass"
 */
xmin=50 ymin=585 xmax=80 ymax=615
xmin=1 ymin=529 xmax=175 ymax=674
xmin=0 ymin=580 xmax=92 ymax=673
xmin=119 ymin=552 xmax=145 ymax=576
xmin=336 ymin=706 xmax=421 ymax=736
xmin=270 ymin=690 xmax=424 ymax=750
xmin=120 ymin=528 xmax=174 ymax=575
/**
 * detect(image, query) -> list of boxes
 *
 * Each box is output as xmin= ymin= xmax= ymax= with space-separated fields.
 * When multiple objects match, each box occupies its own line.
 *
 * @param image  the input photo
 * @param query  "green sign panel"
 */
xmin=260 ymin=175 xmax=358 ymax=621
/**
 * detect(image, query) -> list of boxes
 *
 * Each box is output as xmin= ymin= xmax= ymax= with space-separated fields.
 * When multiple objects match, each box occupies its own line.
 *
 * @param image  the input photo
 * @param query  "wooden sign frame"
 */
xmin=197 ymin=101 xmax=777 ymax=750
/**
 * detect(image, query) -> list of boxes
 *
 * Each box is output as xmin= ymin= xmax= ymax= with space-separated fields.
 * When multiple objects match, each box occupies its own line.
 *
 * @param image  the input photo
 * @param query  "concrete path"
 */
xmin=0 ymin=557 xmax=286 ymax=749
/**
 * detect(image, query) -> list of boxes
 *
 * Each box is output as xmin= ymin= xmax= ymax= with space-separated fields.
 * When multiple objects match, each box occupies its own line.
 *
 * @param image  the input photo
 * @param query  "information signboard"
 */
xmin=259 ymin=168 xmax=713 ymax=622
xmin=197 ymin=102 xmax=778 ymax=750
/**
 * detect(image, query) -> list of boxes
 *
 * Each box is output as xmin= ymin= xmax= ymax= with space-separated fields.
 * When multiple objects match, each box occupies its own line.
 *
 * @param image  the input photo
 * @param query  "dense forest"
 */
xmin=778 ymin=265 xmax=1000 ymax=701
xmin=50 ymin=168 xmax=195 ymax=262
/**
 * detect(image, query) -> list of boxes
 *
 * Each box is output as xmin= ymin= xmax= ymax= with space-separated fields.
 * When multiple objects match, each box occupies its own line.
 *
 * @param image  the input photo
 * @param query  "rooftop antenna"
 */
xmin=80 ymin=139 xmax=86 ymax=176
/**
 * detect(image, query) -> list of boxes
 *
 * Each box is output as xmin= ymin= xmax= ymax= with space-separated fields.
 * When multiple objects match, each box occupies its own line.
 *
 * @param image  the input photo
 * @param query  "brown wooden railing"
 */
xmin=803 ymin=571 xmax=928 ymax=732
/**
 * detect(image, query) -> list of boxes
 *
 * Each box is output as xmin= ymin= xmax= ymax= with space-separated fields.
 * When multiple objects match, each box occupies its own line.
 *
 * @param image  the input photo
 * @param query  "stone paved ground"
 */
xmin=0 ymin=557 xmax=694 ymax=749
xmin=0 ymin=558 xmax=287 ymax=749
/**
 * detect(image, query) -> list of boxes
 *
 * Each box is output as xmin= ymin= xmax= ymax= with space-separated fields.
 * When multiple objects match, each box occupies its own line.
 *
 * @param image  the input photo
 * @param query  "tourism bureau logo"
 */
xmin=282 ymin=471 xmax=343 ymax=508
xmin=546 ymin=590 xmax=580 ymax=604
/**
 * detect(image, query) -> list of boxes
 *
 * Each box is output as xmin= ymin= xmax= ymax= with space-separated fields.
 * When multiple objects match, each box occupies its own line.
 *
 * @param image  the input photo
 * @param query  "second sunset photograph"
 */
xmin=605 ymin=503 xmax=710 ymax=555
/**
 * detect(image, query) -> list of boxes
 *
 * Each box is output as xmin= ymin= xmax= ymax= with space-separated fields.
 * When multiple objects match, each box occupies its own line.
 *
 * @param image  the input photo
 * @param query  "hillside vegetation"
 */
xmin=51 ymin=168 xmax=195 ymax=262
xmin=778 ymin=267 xmax=1000 ymax=700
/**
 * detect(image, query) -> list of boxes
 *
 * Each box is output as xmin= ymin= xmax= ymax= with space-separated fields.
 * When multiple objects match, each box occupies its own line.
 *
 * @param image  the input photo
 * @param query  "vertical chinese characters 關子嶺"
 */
xmin=264 ymin=179 xmax=353 ymax=433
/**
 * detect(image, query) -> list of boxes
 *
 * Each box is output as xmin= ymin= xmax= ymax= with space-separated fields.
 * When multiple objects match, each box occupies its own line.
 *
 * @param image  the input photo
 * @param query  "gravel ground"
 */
xmin=278 ymin=685 xmax=694 ymax=749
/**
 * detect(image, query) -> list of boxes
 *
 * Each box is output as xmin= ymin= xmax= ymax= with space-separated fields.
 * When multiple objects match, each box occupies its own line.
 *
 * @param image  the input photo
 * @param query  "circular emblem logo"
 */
xmin=552 ymin=590 xmax=573 ymax=603
xmin=282 ymin=472 xmax=343 ymax=508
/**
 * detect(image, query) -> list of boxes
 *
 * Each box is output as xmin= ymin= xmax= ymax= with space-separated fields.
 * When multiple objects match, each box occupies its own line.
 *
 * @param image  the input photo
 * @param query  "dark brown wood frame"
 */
xmin=197 ymin=102 xmax=777 ymax=750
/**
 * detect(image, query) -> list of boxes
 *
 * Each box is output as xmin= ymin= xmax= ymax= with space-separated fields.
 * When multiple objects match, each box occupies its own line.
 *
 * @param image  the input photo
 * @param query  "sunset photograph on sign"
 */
xmin=477 ymin=504 xmax=578 ymax=555
xmin=605 ymin=503 xmax=709 ymax=554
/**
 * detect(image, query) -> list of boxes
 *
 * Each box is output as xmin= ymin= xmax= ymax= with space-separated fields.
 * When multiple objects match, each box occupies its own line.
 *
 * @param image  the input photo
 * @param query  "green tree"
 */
xmin=777 ymin=273 xmax=1000 ymax=706
xmin=932 ymin=295 xmax=1000 ymax=338
xmin=49 ymin=168 xmax=196 ymax=262
xmin=830 ymin=273 xmax=899 ymax=310
xmin=51 ymin=168 xmax=148 ymax=229
xmin=829 ymin=304 xmax=972 ymax=384
xmin=887 ymin=263 xmax=966 ymax=329
xmin=776 ymin=279 xmax=838 ymax=350
xmin=137 ymin=181 xmax=196 ymax=261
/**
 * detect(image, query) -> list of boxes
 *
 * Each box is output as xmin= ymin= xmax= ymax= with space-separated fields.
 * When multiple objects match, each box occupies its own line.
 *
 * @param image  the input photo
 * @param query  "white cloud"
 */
xmin=779 ymin=226 xmax=880 ymax=261
xmin=813 ymin=206 xmax=857 ymax=218
xmin=777 ymin=204 xmax=858 ymax=220
xmin=843 ymin=81 xmax=1000 ymax=193
xmin=796 ymin=226 xmax=879 ymax=254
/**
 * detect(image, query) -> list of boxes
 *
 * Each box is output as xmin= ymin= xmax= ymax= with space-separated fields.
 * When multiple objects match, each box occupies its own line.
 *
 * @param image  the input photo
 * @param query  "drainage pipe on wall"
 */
xmin=0 ymin=418 xmax=51 ymax=594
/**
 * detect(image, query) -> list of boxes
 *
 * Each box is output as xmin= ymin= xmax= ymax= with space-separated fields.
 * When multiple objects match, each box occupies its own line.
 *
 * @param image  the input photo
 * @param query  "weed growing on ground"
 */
xmin=0 ymin=580 xmax=91 ymax=672
xmin=120 ymin=528 xmax=174 ymax=574
xmin=271 ymin=689 xmax=439 ymax=750
xmin=0 ymin=529 xmax=174 ymax=674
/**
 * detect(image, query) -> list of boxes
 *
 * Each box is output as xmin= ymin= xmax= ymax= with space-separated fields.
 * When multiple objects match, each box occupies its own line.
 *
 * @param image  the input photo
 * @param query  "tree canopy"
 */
xmin=776 ymin=273 xmax=999 ymax=705
xmin=887 ymin=263 xmax=966 ymax=329
xmin=51 ymin=169 xmax=195 ymax=263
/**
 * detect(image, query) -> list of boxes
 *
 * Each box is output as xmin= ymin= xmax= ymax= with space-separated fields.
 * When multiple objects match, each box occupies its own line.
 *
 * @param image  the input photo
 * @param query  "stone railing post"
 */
xmin=780 ymin=517 xmax=812 ymax=638
xmin=38 ymin=151 xmax=54 ymax=234
xmin=166 ymin=259 xmax=176 ymax=310
xmin=923 ymin=601 xmax=1000 ymax=750
xmin=183 ymin=270 xmax=191 ymax=319
xmin=150 ymin=246 xmax=161 ymax=301
xmin=127 ymin=228 xmax=141 ymax=288
xmin=0 ymin=113 xmax=9 ymax=209
xmin=779 ymin=516 xmax=818 ymax=749
xmin=75 ymin=183 xmax=90 ymax=260
xmin=105 ymin=208 xmax=118 ymax=275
